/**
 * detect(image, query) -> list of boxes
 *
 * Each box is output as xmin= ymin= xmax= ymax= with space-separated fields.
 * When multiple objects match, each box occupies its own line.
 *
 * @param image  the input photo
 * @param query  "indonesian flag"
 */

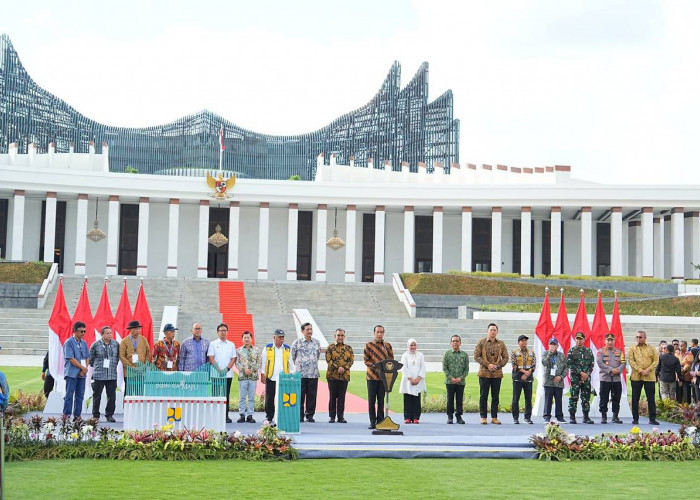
xmin=93 ymin=281 xmax=115 ymax=342
xmin=133 ymin=280 xmax=154 ymax=351
xmin=609 ymin=292 xmax=628 ymax=390
xmin=571 ymin=290 xmax=591 ymax=348
xmin=590 ymin=291 xmax=609 ymax=350
xmin=553 ymin=290 xmax=572 ymax=390
xmin=219 ymin=126 xmax=226 ymax=151
xmin=113 ymin=279 xmax=132 ymax=342
xmin=73 ymin=279 xmax=94 ymax=347
xmin=534 ymin=289 xmax=555 ymax=390
xmin=48 ymin=278 xmax=72 ymax=394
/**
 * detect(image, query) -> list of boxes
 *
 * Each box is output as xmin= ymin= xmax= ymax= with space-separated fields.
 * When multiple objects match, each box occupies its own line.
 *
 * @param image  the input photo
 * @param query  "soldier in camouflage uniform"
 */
xmin=567 ymin=331 xmax=595 ymax=424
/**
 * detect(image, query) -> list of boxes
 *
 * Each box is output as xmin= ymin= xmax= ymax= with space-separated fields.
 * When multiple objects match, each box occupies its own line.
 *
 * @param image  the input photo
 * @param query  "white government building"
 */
xmin=1 ymin=143 xmax=700 ymax=283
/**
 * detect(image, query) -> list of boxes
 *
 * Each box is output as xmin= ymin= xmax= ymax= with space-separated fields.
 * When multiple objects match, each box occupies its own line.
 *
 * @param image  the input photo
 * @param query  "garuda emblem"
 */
xmin=207 ymin=172 xmax=236 ymax=200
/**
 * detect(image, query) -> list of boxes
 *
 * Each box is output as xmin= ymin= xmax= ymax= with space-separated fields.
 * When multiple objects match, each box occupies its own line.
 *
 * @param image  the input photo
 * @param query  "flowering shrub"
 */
xmin=531 ymin=422 xmax=698 ymax=461
xmin=3 ymin=391 xmax=46 ymax=416
xmin=3 ymin=415 xmax=296 ymax=462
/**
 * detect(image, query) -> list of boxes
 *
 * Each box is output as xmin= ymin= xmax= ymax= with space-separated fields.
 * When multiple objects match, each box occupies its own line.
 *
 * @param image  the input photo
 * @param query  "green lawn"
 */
xmin=5 ymin=459 xmax=698 ymax=498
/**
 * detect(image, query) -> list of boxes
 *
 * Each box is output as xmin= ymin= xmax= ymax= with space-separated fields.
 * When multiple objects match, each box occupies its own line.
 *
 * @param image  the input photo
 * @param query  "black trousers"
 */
xmin=91 ymin=379 xmax=117 ymax=418
xmin=631 ymin=380 xmax=656 ymax=420
xmin=679 ymin=381 xmax=692 ymax=404
xmin=599 ymin=380 xmax=622 ymax=415
xmin=693 ymin=381 xmax=700 ymax=404
xmin=403 ymin=393 xmax=421 ymax=421
xmin=300 ymin=377 xmax=318 ymax=419
xmin=511 ymin=379 xmax=533 ymax=420
xmin=479 ymin=377 xmax=501 ymax=418
xmin=446 ymin=384 xmax=465 ymax=417
xmin=543 ymin=386 xmax=564 ymax=421
xmin=43 ymin=373 xmax=55 ymax=398
xmin=327 ymin=379 xmax=348 ymax=419
xmin=225 ymin=377 xmax=232 ymax=416
xmin=265 ymin=379 xmax=277 ymax=421
xmin=367 ymin=380 xmax=385 ymax=424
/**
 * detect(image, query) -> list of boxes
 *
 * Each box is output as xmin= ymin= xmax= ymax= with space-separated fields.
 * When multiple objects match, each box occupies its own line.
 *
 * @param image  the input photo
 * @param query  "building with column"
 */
xmin=1 ymin=148 xmax=700 ymax=281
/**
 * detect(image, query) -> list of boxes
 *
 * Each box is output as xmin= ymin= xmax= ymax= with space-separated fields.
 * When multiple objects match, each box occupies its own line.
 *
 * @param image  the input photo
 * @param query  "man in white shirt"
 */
xmin=207 ymin=323 xmax=237 ymax=423
xmin=260 ymin=329 xmax=296 ymax=424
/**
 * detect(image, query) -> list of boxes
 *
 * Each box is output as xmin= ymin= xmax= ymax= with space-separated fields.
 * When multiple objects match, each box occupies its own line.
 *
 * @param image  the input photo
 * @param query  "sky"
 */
xmin=2 ymin=0 xmax=699 ymax=184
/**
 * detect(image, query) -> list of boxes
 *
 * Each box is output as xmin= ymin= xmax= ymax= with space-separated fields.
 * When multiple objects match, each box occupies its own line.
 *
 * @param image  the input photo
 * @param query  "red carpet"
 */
xmin=218 ymin=281 xmax=255 ymax=346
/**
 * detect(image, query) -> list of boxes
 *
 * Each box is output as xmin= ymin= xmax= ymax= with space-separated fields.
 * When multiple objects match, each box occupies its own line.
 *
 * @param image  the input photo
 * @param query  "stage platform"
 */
xmin=35 ymin=410 xmax=682 ymax=459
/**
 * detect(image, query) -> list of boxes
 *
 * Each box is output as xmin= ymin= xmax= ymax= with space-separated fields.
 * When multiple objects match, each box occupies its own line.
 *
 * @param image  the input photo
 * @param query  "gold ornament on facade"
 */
xmin=207 ymin=172 xmax=236 ymax=200
xmin=86 ymin=198 xmax=107 ymax=242
xmin=325 ymin=208 xmax=345 ymax=250
xmin=208 ymin=224 xmax=228 ymax=248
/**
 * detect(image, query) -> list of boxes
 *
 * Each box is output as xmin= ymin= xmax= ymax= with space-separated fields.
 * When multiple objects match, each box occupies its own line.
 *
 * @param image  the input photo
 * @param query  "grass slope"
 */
xmin=0 ymin=261 xmax=51 ymax=283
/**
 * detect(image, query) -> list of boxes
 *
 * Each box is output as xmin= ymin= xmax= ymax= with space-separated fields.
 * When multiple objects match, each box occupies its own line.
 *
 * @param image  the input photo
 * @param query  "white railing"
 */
xmin=37 ymin=263 xmax=58 ymax=308
xmin=392 ymin=273 xmax=416 ymax=318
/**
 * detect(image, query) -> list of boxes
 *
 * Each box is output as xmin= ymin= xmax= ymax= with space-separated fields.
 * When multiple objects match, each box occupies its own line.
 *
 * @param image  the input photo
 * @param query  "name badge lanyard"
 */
xmin=164 ymin=341 xmax=175 ymax=361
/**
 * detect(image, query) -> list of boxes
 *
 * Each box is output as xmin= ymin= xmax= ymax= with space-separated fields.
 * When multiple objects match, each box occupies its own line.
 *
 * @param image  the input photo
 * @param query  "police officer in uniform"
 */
xmin=567 ymin=331 xmax=595 ymax=424
xmin=596 ymin=333 xmax=625 ymax=424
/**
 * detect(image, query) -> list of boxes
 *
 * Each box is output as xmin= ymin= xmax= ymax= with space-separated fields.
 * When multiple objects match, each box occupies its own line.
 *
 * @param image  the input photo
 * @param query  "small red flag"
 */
xmin=113 ymin=279 xmax=133 ymax=341
xmin=73 ymin=278 xmax=94 ymax=346
xmin=93 ymin=281 xmax=115 ymax=341
xmin=133 ymin=280 xmax=154 ymax=351
xmin=219 ymin=126 xmax=226 ymax=151
xmin=535 ymin=289 xmax=554 ymax=346
xmin=553 ymin=291 xmax=572 ymax=354
xmin=590 ymin=291 xmax=609 ymax=349
xmin=571 ymin=290 xmax=591 ymax=348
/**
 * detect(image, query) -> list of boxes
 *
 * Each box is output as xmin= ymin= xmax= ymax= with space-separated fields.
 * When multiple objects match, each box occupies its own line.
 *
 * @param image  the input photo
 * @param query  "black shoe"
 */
xmin=246 ymin=415 xmax=256 ymax=424
xmin=649 ymin=419 xmax=660 ymax=425
xmin=557 ymin=417 xmax=567 ymax=423
xmin=306 ymin=417 xmax=315 ymax=423
xmin=600 ymin=415 xmax=607 ymax=424
xmin=300 ymin=417 xmax=305 ymax=422
xmin=513 ymin=419 xmax=520 ymax=424
xmin=583 ymin=416 xmax=594 ymax=424
xmin=631 ymin=419 xmax=639 ymax=425
xmin=329 ymin=418 xmax=335 ymax=423
xmin=456 ymin=416 xmax=465 ymax=424
xmin=338 ymin=418 xmax=347 ymax=423
xmin=106 ymin=416 xmax=116 ymax=423
xmin=447 ymin=417 xmax=454 ymax=424
xmin=524 ymin=418 xmax=533 ymax=425
xmin=611 ymin=416 xmax=623 ymax=424
xmin=237 ymin=415 xmax=246 ymax=423
xmin=569 ymin=414 xmax=577 ymax=424
xmin=226 ymin=417 xmax=233 ymax=423
xmin=368 ymin=423 xmax=376 ymax=429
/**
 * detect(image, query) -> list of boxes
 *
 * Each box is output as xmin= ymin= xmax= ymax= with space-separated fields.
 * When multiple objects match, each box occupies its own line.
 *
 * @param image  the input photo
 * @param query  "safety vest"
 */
xmin=264 ymin=343 xmax=291 ymax=378
xmin=513 ymin=348 xmax=535 ymax=370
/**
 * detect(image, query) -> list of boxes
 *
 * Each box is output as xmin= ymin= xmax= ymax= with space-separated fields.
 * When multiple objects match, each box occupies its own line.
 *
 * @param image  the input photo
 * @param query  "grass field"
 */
xmin=5 ymin=458 xmax=698 ymax=499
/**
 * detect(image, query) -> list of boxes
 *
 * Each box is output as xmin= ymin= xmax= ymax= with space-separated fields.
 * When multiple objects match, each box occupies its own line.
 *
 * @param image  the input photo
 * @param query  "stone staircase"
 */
xmin=1 ymin=277 xmax=698 ymax=358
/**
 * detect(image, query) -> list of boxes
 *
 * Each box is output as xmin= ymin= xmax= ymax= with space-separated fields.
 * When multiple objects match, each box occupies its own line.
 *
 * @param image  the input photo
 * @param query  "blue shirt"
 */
xmin=63 ymin=336 xmax=89 ymax=378
xmin=178 ymin=337 xmax=210 ymax=371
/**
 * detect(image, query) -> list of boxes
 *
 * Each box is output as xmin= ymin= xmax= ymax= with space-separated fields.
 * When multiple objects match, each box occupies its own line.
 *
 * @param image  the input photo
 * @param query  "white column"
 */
xmin=533 ymin=220 xmax=543 ymax=275
xmin=286 ymin=203 xmax=298 ymax=280
xmin=581 ymin=207 xmax=592 ymax=276
xmin=610 ymin=207 xmax=623 ymax=276
xmin=550 ymin=207 xmax=561 ymax=275
xmin=345 ymin=205 xmax=356 ymax=282
xmin=136 ymin=197 xmax=149 ymax=277
xmin=374 ymin=206 xmax=385 ymax=283
xmin=166 ymin=199 xmax=179 ymax=277
xmin=315 ymin=204 xmax=327 ymax=281
xmin=641 ymin=207 xmax=654 ymax=277
xmin=403 ymin=206 xmax=415 ymax=273
xmin=491 ymin=207 xmax=502 ymax=273
xmin=653 ymin=216 xmax=664 ymax=279
xmin=10 ymin=190 xmax=25 ymax=260
xmin=43 ymin=192 xmax=57 ymax=263
xmin=461 ymin=207 xmax=472 ymax=272
xmin=258 ymin=203 xmax=269 ymax=279
xmin=433 ymin=207 xmax=443 ymax=273
xmin=632 ymin=221 xmax=642 ymax=276
xmin=106 ymin=195 xmax=119 ymax=276
xmin=228 ymin=202 xmax=240 ymax=279
xmin=521 ymin=207 xmax=532 ymax=276
xmin=689 ymin=211 xmax=700 ymax=279
xmin=197 ymin=201 xmax=209 ymax=278
xmin=74 ymin=194 xmax=88 ymax=275
xmin=671 ymin=207 xmax=684 ymax=279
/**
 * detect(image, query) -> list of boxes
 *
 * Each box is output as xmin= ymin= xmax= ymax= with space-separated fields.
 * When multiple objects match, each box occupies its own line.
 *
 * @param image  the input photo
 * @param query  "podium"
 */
xmin=123 ymin=363 xmax=227 ymax=431
xmin=373 ymin=358 xmax=403 ymax=435
xmin=276 ymin=372 xmax=301 ymax=434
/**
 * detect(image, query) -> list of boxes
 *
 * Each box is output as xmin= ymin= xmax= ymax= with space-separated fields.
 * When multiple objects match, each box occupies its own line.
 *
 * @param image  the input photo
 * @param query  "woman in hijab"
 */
xmin=399 ymin=338 xmax=427 ymax=423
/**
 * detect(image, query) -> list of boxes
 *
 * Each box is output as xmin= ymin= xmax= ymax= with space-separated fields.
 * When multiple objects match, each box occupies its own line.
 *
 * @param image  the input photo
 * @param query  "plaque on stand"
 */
xmin=372 ymin=358 xmax=404 ymax=435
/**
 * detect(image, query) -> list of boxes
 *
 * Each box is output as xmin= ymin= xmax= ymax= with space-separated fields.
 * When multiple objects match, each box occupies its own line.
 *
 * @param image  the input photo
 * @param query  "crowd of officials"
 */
xmin=48 ymin=319 xmax=700 ymax=427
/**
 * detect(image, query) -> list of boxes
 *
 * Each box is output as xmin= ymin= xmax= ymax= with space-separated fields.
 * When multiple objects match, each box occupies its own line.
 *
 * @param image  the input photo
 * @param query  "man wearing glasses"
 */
xmin=178 ymin=322 xmax=210 ymax=372
xmin=443 ymin=335 xmax=469 ymax=424
xmin=628 ymin=330 xmax=660 ymax=425
xmin=63 ymin=321 xmax=89 ymax=419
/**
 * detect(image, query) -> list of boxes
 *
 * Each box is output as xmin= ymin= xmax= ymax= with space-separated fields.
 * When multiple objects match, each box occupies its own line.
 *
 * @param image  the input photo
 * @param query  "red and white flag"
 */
xmin=571 ymin=290 xmax=591 ymax=348
xmin=609 ymin=292 xmax=628 ymax=393
xmin=533 ymin=289 xmax=555 ymax=416
xmin=133 ymin=280 xmax=154 ymax=351
xmin=48 ymin=278 xmax=72 ymax=394
xmin=73 ymin=278 xmax=94 ymax=347
xmin=553 ymin=290 xmax=572 ymax=390
xmin=590 ymin=291 xmax=609 ymax=350
xmin=219 ymin=126 xmax=226 ymax=151
xmin=93 ymin=281 xmax=115 ymax=342
xmin=113 ymin=279 xmax=132 ymax=342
